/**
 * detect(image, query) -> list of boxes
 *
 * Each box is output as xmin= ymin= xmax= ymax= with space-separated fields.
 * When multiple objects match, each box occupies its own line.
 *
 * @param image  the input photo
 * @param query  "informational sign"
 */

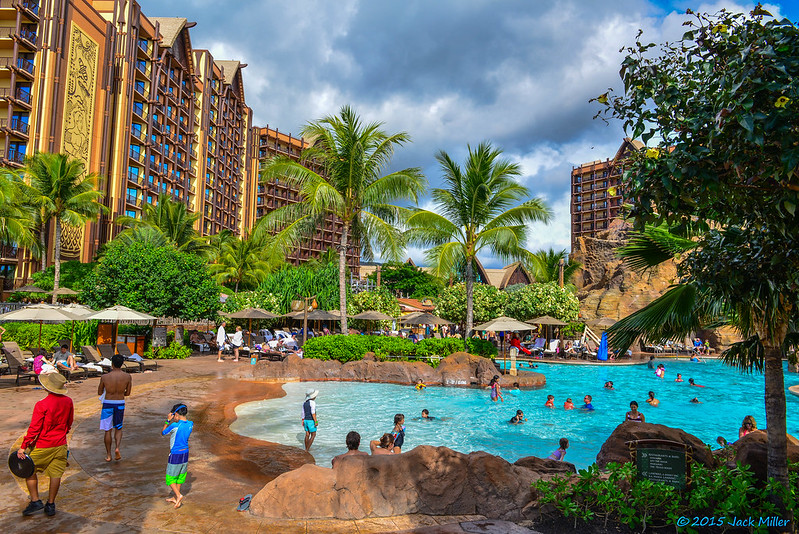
xmin=636 ymin=448 xmax=686 ymax=489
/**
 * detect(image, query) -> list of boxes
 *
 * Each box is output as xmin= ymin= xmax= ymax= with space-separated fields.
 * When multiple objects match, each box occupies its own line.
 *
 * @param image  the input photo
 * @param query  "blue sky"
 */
xmin=139 ymin=0 xmax=796 ymax=267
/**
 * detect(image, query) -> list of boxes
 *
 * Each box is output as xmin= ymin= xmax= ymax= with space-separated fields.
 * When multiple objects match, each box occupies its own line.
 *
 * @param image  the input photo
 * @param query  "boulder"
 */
xmin=514 ymin=456 xmax=577 ymax=475
xmin=729 ymin=431 xmax=799 ymax=481
xmin=596 ymin=421 xmax=714 ymax=468
xmin=340 ymin=359 xmax=439 ymax=385
xmin=250 ymin=445 xmax=545 ymax=521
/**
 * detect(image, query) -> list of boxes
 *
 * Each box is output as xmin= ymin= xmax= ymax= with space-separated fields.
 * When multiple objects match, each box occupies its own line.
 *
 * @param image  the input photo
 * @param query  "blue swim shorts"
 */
xmin=303 ymin=419 xmax=317 ymax=433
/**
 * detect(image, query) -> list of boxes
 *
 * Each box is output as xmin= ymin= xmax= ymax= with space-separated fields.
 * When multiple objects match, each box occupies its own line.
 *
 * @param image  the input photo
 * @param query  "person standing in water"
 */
xmin=489 ymin=375 xmax=503 ymax=402
xmin=301 ymin=389 xmax=319 ymax=451
xmin=625 ymin=401 xmax=645 ymax=422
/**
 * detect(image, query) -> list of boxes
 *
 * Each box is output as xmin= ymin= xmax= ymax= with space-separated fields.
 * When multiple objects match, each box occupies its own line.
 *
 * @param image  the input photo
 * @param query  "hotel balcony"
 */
xmin=1 ymin=118 xmax=30 ymax=138
xmin=5 ymin=147 xmax=25 ymax=165
xmin=15 ymin=57 xmax=34 ymax=77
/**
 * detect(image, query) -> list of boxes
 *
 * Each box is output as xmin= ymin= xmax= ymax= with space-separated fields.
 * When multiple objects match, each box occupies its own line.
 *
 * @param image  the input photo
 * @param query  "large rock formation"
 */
xmin=596 ymin=421 xmax=715 ymax=468
xmin=726 ymin=431 xmax=799 ymax=481
xmin=240 ymin=353 xmax=545 ymax=388
xmin=250 ymin=445 xmax=556 ymax=521
xmin=572 ymin=220 xmax=677 ymax=322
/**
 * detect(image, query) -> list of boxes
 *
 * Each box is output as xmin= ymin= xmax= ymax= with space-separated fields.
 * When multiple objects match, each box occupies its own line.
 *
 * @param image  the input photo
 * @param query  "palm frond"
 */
xmin=618 ymin=224 xmax=696 ymax=272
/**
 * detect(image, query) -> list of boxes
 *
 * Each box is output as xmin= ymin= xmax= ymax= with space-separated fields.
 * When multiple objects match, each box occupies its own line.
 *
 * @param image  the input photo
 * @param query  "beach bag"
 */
xmin=33 ymin=355 xmax=44 ymax=375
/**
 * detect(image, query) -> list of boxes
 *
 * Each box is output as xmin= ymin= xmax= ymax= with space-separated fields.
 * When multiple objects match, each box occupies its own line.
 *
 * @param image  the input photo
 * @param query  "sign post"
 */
xmin=635 ymin=447 xmax=687 ymax=489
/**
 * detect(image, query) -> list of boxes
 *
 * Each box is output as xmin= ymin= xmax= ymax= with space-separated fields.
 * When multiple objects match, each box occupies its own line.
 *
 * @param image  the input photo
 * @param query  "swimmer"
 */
xmin=690 ymin=354 xmax=702 ymax=363
xmin=625 ymin=401 xmax=645 ymax=422
xmin=646 ymin=391 xmax=660 ymax=407
xmin=655 ymin=364 xmax=665 ymax=379
xmin=688 ymin=378 xmax=705 ymax=387
xmin=563 ymin=398 xmax=574 ymax=410
xmin=421 ymin=409 xmax=435 ymax=420
xmin=581 ymin=395 xmax=595 ymax=411
xmin=604 ymin=381 xmax=615 ymax=390
xmin=716 ymin=436 xmax=728 ymax=447
xmin=415 ymin=379 xmax=426 ymax=390
xmin=547 ymin=438 xmax=569 ymax=461
xmin=674 ymin=373 xmax=684 ymax=382
xmin=489 ymin=375 xmax=503 ymax=402
xmin=738 ymin=415 xmax=759 ymax=438
xmin=647 ymin=356 xmax=656 ymax=369
xmin=545 ymin=394 xmax=555 ymax=408
xmin=509 ymin=410 xmax=527 ymax=424
xmin=690 ymin=397 xmax=702 ymax=403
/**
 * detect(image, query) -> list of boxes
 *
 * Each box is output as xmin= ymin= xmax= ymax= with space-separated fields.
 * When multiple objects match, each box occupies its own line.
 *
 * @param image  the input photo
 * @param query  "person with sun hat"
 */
xmin=16 ymin=372 xmax=74 ymax=517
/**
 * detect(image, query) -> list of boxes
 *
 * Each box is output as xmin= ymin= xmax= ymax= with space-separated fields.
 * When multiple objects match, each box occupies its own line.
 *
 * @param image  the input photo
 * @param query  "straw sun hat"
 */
xmin=305 ymin=388 xmax=319 ymax=400
xmin=39 ymin=372 xmax=68 ymax=395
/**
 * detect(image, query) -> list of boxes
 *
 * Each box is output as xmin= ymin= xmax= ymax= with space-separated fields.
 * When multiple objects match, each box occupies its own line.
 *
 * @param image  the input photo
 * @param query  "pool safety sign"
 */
xmin=636 ymin=448 xmax=686 ymax=489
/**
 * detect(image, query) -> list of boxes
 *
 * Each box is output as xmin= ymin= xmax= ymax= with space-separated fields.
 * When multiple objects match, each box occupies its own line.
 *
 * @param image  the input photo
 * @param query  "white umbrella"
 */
xmin=0 ymin=304 xmax=76 ymax=347
xmin=61 ymin=303 xmax=98 ymax=351
xmin=86 ymin=305 xmax=157 ymax=346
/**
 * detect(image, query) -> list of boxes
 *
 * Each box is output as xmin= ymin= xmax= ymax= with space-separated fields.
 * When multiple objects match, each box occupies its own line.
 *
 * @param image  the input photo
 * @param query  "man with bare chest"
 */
xmin=98 ymin=355 xmax=132 ymax=462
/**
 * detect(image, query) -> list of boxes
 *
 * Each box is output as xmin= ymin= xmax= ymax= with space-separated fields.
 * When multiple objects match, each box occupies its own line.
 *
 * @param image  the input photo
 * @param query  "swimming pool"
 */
xmin=230 ymin=360 xmax=799 ymax=468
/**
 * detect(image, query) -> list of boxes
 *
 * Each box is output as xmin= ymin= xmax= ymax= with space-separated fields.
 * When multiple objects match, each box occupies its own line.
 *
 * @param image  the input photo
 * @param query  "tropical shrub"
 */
xmin=222 ymin=290 xmax=280 ymax=314
xmin=144 ymin=341 xmax=191 ymax=359
xmin=561 ymin=321 xmax=586 ymax=338
xmin=2 ymin=321 xmax=99 ymax=350
xmin=302 ymin=334 xmax=497 ymax=363
xmin=346 ymin=288 xmax=402 ymax=331
xmin=503 ymin=282 xmax=579 ymax=322
xmin=435 ymin=283 xmax=508 ymax=324
xmin=82 ymin=240 xmax=219 ymax=320
xmin=367 ymin=261 xmax=444 ymax=299
xmin=257 ymin=262 xmax=343 ymax=314
xmin=30 ymin=260 xmax=96 ymax=292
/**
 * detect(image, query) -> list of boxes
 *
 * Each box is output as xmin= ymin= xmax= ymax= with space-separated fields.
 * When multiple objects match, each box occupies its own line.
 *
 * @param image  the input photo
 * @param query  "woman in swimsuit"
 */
xmin=488 ymin=375 xmax=503 ymax=402
xmin=369 ymin=433 xmax=395 ymax=455
xmin=738 ymin=415 xmax=758 ymax=438
xmin=625 ymin=401 xmax=645 ymax=422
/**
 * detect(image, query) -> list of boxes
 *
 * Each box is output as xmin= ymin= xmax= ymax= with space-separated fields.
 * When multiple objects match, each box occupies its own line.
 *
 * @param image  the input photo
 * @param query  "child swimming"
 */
xmin=563 ymin=398 xmax=574 ymax=410
xmin=547 ymin=438 xmax=569 ymax=461
xmin=545 ymin=395 xmax=554 ymax=408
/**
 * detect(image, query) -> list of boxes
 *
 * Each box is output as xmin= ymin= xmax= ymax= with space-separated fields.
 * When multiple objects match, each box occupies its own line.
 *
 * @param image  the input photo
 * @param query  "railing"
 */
xmin=135 ymin=61 xmax=150 ymax=76
xmin=0 ymin=244 xmax=18 ymax=258
xmin=19 ymin=0 xmax=39 ymax=16
xmin=10 ymin=117 xmax=29 ymax=134
xmin=125 ymin=194 xmax=139 ymax=207
xmin=18 ymin=27 xmax=35 ymax=45
xmin=6 ymin=147 xmax=25 ymax=164
xmin=15 ymin=86 xmax=31 ymax=103
xmin=16 ymin=57 xmax=34 ymax=74
xmin=127 ymin=170 xmax=142 ymax=184
xmin=129 ymin=148 xmax=144 ymax=163
xmin=137 ymin=38 xmax=148 ymax=53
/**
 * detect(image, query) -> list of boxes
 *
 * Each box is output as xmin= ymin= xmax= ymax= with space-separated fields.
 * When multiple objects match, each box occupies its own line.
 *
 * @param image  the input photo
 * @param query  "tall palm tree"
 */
xmin=260 ymin=105 xmax=426 ymax=333
xmin=607 ymin=224 xmax=795 ymax=492
xmin=209 ymin=231 xmax=283 ymax=292
xmin=405 ymin=142 xmax=552 ymax=338
xmin=0 ymin=169 xmax=36 ymax=252
xmin=116 ymin=193 xmax=207 ymax=256
xmin=23 ymin=153 xmax=106 ymax=303
xmin=528 ymin=248 xmax=582 ymax=291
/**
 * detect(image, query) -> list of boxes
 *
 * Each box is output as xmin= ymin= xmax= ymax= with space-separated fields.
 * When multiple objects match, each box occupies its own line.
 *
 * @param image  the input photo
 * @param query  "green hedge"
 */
xmin=302 ymin=335 xmax=497 ymax=363
xmin=2 ymin=321 xmax=99 ymax=350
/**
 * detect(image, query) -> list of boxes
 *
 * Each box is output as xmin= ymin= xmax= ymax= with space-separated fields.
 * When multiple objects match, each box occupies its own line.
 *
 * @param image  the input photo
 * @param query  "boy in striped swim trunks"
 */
xmin=161 ymin=403 xmax=194 ymax=509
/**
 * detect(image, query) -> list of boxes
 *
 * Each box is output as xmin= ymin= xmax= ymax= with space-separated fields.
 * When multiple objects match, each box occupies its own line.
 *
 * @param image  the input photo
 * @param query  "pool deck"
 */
xmin=0 ymin=353 xmax=541 ymax=534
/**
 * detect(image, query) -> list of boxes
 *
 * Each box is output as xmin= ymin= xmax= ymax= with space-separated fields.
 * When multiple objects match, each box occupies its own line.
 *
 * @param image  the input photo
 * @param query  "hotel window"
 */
xmin=126 ymin=210 xmax=136 ymax=218
xmin=127 ymin=187 xmax=137 ymax=198
xmin=133 ymin=102 xmax=144 ymax=116
xmin=161 ymin=183 xmax=168 ymax=192
xmin=135 ymin=80 xmax=146 ymax=94
xmin=147 ymin=195 xmax=153 ymax=204
xmin=131 ymin=123 xmax=143 ymax=139
xmin=148 ymin=175 xmax=154 ymax=185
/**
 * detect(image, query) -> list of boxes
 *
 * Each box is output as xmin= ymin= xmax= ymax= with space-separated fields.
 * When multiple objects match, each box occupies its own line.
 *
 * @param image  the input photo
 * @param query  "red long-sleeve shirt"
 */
xmin=21 ymin=393 xmax=74 ymax=450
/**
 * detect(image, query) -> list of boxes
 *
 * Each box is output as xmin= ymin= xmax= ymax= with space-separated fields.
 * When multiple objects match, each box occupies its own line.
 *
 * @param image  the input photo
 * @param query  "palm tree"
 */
xmin=207 ymin=229 xmax=235 ymax=263
xmin=607 ymin=224 xmax=795 ymax=492
xmin=116 ymin=193 xmax=207 ymax=256
xmin=405 ymin=142 xmax=552 ymax=338
xmin=0 ymin=169 xmax=36 ymax=252
xmin=260 ymin=105 xmax=426 ymax=333
xmin=528 ymin=248 xmax=582 ymax=291
xmin=22 ymin=153 xmax=106 ymax=303
xmin=209 ymin=231 xmax=283 ymax=292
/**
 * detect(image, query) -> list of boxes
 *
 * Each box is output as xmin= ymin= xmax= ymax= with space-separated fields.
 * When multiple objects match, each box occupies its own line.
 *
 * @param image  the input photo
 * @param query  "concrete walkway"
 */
xmin=0 ymin=354 xmax=525 ymax=533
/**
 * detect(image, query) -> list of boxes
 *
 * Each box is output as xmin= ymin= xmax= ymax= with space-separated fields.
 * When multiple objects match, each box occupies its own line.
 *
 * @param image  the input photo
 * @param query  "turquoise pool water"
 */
xmin=230 ymin=360 xmax=799 ymax=468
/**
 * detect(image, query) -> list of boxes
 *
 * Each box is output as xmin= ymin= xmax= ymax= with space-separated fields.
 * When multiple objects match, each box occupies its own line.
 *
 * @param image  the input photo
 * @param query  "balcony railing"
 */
xmin=128 ymin=170 xmax=142 ymax=184
xmin=19 ymin=27 xmax=35 ymax=45
xmin=125 ymin=194 xmax=139 ymax=207
xmin=6 ymin=147 xmax=25 ymax=164
xmin=9 ymin=117 xmax=28 ymax=134
xmin=19 ymin=0 xmax=39 ymax=17
xmin=15 ymin=86 xmax=31 ymax=104
xmin=16 ymin=57 xmax=34 ymax=74
xmin=129 ymin=148 xmax=144 ymax=163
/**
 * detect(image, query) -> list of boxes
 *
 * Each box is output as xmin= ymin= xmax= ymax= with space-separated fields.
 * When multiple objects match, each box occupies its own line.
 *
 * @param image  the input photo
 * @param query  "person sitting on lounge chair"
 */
xmin=55 ymin=345 xmax=79 ymax=371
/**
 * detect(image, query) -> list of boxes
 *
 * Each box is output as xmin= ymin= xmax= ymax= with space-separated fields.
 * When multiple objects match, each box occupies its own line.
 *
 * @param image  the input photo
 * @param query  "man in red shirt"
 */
xmin=16 ymin=372 xmax=74 ymax=517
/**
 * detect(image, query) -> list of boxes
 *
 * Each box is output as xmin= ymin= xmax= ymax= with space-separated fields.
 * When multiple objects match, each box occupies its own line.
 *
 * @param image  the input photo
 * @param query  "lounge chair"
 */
xmin=81 ymin=346 xmax=110 ymax=372
xmin=116 ymin=343 xmax=157 ymax=371
xmin=543 ymin=339 xmax=560 ymax=357
xmin=528 ymin=338 xmax=546 ymax=357
xmin=97 ymin=344 xmax=140 ymax=373
xmin=2 ymin=347 xmax=37 ymax=386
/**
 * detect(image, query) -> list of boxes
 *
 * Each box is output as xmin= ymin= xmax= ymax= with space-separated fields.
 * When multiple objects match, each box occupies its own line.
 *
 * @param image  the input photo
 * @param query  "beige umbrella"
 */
xmin=352 ymin=310 xmax=396 ymax=335
xmin=15 ymin=285 xmax=48 ymax=294
xmin=0 ymin=303 xmax=75 ymax=347
xmin=475 ymin=316 xmax=534 ymax=373
xmin=53 ymin=287 xmax=79 ymax=296
xmin=399 ymin=312 xmax=451 ymax=325
xmin=86 ymin=305 xmax=157 ymax=346
xmin=527 ymin=315 xmax=568 ymax=352
xmin=590 ymin=317 xmax=617 ymax=329
xmin=226 ymin=308 xmax=280 ymax=346
xmin=61 ymin=303 xmax=97 ymax=351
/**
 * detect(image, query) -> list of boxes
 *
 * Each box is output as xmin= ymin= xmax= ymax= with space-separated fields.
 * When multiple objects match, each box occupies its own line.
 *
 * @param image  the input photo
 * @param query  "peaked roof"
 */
xmin=150 ymin=17 xmax=188 ymax=48
xmin=216 ymin=60 xmax=240 ymax=85
xmin=479 ymin=260 xmax=532 ymax=289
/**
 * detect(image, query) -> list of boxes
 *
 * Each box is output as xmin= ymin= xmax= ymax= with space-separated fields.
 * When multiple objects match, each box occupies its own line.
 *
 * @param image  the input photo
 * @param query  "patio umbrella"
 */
xmin=590 ymin=317 xmax=617 ymax=329
xmin=15 ymin=285 xmax=48 ymax=294
xmin=61 ymin=303 xmax=97 ymax=352
xmin=226 ymin=308 xmax=279 ymax=346
xmin=53 ymin=287 xmax=78 ymax=296
xmin=85 ymin=305 xmax=157 ymax=346
xmin=351 ymin=310 xmax=396 ymax=335
xmin=527 ymin=315 xmax=568 ymax=352
xmin=399 ymin=312 xmax=451 ymax=325
xmin=0 ymin=303 xmax=75 ymax=347
xmin=474 ymin=316 xmax=534 ymax=374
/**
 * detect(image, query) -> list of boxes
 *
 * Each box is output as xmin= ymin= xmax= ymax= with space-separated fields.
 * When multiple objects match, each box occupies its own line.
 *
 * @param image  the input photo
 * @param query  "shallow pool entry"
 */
xmin=230 ymin=361 xmax=799 ymax=468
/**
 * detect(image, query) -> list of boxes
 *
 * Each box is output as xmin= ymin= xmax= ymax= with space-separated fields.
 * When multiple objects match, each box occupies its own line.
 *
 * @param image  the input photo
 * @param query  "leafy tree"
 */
xmin=207 ymin=229 xmax=235 ymax=263
xmin=406 ymin=142 xmax=551 ymax=339
xmin=82 ymin=240 xmax=218 ymax=320
xmin=346 ymin=287 xmax=402 ymax=331
xmin=222 ymin=290 xmax=280 ymax=314
xmin=209 ymin=231 xmax=283 ymax=292
xmin=527 ymin=248 xmax=582 ymax=291
xmin=367 ymin=261 xmax=443 ymax=299
xmin=30 ymin=260 xmax=96 ymax=292
xmin=115 ymin=193 xmax=207 ymax=256
xmin=22 ymin=153 xmax=107 ymax=304
xmin=435 ymin=282 xmax=508 ymax=325
xmin=503 ymin=282 xmax=580 ymax=322
xmin=261 ymin=105 xmax=426 ymax=334
xmin=599 ymin=8 xmax=799 ymax=497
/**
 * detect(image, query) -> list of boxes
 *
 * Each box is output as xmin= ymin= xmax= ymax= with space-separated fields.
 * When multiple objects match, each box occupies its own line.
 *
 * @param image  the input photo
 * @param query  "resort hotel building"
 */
xmin=569 ymin=138 xmax=643 ymax=251
xmin=0 ymin=0 xmax=355 ymax=288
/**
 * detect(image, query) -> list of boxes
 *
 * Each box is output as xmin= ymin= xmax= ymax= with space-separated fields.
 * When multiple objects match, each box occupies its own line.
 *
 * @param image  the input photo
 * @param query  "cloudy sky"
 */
xmin=140 ymin=0 xmax=797 ymax=267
